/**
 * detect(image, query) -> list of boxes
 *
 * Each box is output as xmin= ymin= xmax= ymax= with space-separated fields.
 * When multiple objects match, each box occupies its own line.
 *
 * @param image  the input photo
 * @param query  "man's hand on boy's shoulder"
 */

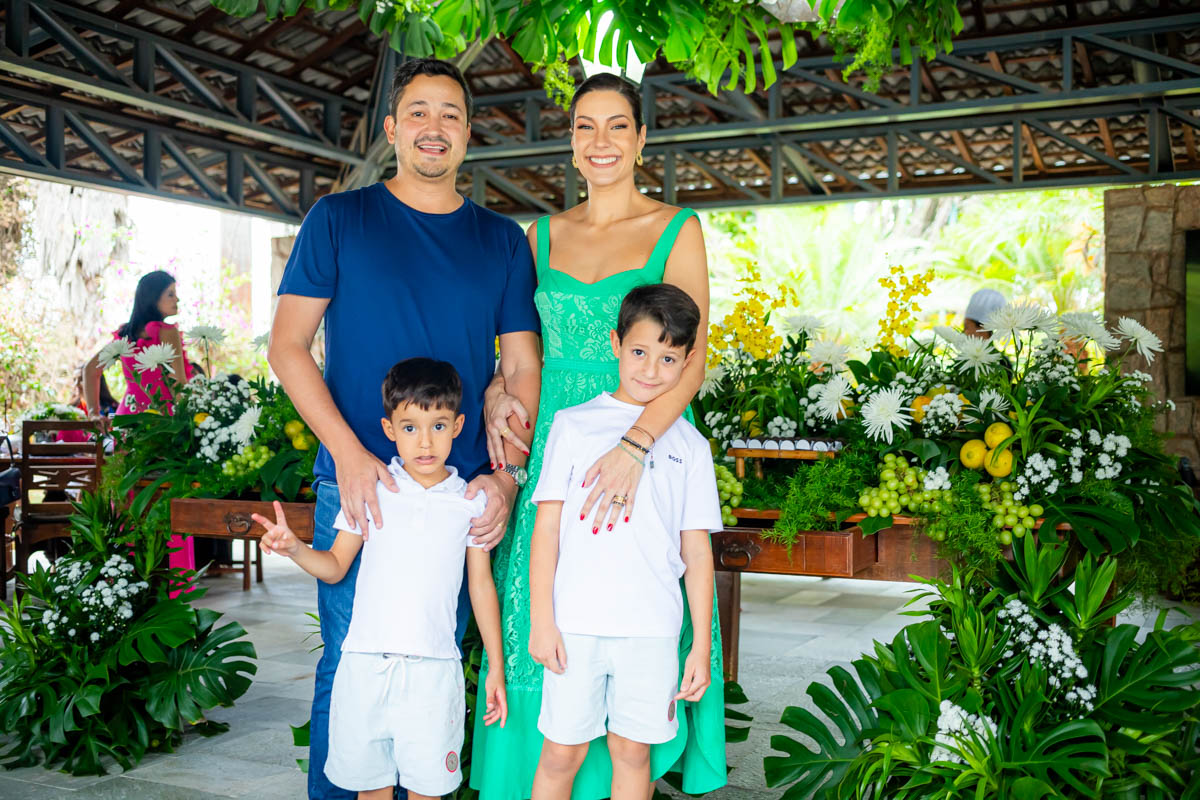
xmin=465 ymin=470 xmax=517 ymax=550
xmin=333 ymin=445 xmax=398 ymax=541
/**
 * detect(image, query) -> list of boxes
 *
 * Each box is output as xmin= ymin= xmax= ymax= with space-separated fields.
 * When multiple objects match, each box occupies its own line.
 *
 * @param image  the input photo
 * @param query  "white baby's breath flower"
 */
xmin=953 ymin=336 xmax=1003 ymax=379
xmin=133 ymin=342 xmax=178 ymax=374
xmin=807 ymin=339 xmax=851 ymax=372
xmin=1059 ymin=312 xmax=1119 ymax=351
xmin=859 ymin=386 xmax=911 ymax=444
xmin=97 ymin=338 xmax=135 ymax=369
xmin=186 ymin=325 xmax=226 ymax=346
xmin=982 ymin=302 xmax=1056 ymax=343
xmin=814 ymin=375 xmax=853 ymax=421
xmin=1116 ymin=317 xmax=1164 ymax=363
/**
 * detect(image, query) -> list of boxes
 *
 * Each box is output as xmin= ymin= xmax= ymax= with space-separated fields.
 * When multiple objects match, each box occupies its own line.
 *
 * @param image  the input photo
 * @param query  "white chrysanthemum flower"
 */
xmin=783 ymin=313 xmax=825 ymax=338
xmin=1059 ymin=312 xmax=1118 ymax=351
xmin=933 ymin=325 xmax=967 ymax=348
xmin=953 ymin=336 xmax=1002 ymax=378
xmin=133 ymin=342 xmax=178 ymax=374
xmin=859 ymin=386 xmax=911 ymax=444
xmin=252 ymin=332 xmax=270 ymax=352
xmin=231 ymin=406 xmax=262 ymax=445
xmin=981 ymin=302 xmax=1056 ymax=343
xmin=699 ymin=365 xmax=726 ymax=399
xmin=814 ymin=375 xmax=853 ymax=421
xmin=1116 ymin=317 xmax=1164 ymax=363
xmin=807 ymin=339 xmax=851 ymax=371
xmin=97 ymin=338 xmax=136 ymax=369
xmin=186 ymin=325 xmax=226 ymax=346
xmin=977 ymin=388 xmax=1010 ymax=414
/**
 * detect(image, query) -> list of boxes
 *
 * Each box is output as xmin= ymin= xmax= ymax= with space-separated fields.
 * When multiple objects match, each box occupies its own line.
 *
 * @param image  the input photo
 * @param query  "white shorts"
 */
xmin=538 ymin=633 xmax=680 ymax=746
xmin=325 ymin=651 xmax=465 ymax=795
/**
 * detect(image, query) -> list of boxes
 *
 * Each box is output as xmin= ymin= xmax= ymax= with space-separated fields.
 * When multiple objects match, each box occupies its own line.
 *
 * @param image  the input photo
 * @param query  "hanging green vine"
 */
xmin=209 ymin=0 xmax=963 ymax=98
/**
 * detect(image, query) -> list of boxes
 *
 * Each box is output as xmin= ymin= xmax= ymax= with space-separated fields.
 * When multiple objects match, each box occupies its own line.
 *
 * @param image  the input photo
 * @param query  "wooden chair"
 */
xmin=14 ymin=420 xmax=105 ymax=587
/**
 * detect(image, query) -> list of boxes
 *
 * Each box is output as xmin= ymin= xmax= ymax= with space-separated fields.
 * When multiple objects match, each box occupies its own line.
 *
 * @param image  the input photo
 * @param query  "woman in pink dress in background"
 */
xmin=85 ymin=270 xmax=196 ymax=573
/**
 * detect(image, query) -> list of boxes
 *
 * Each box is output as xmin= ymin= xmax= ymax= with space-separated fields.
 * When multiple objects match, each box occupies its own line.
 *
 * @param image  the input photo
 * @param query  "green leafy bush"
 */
xmin=765 ymin=535 xmax=1200 ymax=798
xmin=0 ymin=493 xmax=256 ymax=775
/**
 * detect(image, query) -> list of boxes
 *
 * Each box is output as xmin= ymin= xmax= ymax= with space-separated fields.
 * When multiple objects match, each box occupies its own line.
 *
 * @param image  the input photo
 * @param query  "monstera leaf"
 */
xmin=141 ymin=609 xmax=257 ymax=729
xmin=1091 ymin=625 xmax=1200 ymax=734
xmin=765 ymin=659 xmax=883 ymax=799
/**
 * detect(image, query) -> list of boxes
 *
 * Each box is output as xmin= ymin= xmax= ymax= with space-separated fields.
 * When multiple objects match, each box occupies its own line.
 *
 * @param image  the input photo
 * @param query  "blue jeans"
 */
xmin=308 ymin=481 xmax=473 ymax=800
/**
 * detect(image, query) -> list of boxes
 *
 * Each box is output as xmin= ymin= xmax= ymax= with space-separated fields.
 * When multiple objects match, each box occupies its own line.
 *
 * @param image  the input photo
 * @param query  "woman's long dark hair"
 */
xmin=118 ymin=271 xmax=175 ymax=342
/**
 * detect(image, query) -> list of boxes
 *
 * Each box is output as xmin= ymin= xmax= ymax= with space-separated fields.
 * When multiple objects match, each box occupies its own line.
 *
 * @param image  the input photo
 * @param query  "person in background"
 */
xmin=962 ymin=288 xmax=1007 ymax=339
xmin=84 ymin=269 xmax=196 ymax=574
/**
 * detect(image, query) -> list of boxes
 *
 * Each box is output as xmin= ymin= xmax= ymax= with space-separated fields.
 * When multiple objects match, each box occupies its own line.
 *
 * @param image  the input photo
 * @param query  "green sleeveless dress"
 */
xmin=470 ymin=208 xmax=727 ymax=799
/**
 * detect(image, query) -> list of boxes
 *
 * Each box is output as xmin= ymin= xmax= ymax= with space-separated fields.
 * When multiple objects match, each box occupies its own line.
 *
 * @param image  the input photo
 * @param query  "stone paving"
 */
xmin=1 ymin=557 xmax=1193 ymax=799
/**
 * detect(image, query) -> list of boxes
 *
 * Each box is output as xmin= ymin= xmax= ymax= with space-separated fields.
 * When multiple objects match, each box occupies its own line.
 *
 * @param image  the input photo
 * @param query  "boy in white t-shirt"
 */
xmin=528 ymin=284 xmax=722 ymax=800
xmin=251 ymin=358 xmax=507 ymax=800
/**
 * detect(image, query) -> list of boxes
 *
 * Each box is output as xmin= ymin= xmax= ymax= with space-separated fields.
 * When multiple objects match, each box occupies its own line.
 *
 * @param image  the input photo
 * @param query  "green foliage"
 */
xmin=772 ymin=444 xmax=878 ymax=542
xmin=0 ymin=492 xmax=256 ymax=776
xmin=0 ymin=316 xmax=46 ymax=429
xmin=931 ymin=469 xmax=1002 ymax=574
xmin=767 ymin=537 xmax=1200 ymax=798
xmin=738 ymin=466 xmax=791 ymax=511
xmin=208 ymin=0 xmax=962 ymax=99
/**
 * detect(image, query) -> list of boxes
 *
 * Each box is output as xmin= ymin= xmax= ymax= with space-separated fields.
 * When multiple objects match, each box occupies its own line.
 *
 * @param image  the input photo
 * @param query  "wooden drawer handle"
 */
xmin=224 ymin=512 xmax=253 ymax=535
xmin=717 ymin=542 xmax=758 ymax=570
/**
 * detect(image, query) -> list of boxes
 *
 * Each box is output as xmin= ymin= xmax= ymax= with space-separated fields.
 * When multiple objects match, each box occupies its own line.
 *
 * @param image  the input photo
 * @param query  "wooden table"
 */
xmin=170 ymin=498 xmax=314 ymax=590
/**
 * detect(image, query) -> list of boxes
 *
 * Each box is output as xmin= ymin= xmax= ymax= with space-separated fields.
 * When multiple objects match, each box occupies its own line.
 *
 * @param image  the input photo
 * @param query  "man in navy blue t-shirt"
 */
xmin=269 ymin=58 xmax=541 ymax=800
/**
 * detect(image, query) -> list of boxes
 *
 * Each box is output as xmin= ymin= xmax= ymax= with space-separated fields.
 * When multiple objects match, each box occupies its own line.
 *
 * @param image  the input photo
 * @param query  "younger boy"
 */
xmin=527 ymin=284 xmax=722 ymax=800
xmin=252 ymin=358 xmax=507 ymax=800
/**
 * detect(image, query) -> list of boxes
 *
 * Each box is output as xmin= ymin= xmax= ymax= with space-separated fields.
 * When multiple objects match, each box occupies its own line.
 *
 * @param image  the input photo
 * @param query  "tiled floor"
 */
xmin=1 ymin=559 xmax=1193 ymax=798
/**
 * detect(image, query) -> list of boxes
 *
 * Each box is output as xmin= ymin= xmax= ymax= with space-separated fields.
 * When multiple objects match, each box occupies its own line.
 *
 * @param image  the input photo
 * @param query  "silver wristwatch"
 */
xmin=500 ymin=463 xmax=528 ymax=487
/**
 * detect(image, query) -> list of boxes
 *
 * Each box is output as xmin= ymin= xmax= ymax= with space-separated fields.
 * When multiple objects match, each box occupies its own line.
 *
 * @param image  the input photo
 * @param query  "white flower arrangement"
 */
xmin=952 ymin=336 xmax=1003 ymax=379
xmin=920 ymin=393 xmax=964 ymax=438
xmin=814 ymin=375 xmax=854 ymax=422
xmin=859 ymin=386 xmax=911 ymax=444
xmin=39 ymin=554 xmax=148 ymax=646
xmin=998 ymin=598 xmax=1096 ymax=711
xmin=981 ymin=301 xmax=1057 ymax=344
xmin=766 ymin=416 xmax=798 ymax=438
xmin=1013 ymin=452 xmax=1060 ymax=502
xmin=923 ymin=466 xmax=951 ymax=492
xmin=132 ymin=342 xmax=178 ymax=375
xmin=930 ymin=700 xmax=999 ymax=765
xmin=180 ymin=376 xmax=257 ymax=463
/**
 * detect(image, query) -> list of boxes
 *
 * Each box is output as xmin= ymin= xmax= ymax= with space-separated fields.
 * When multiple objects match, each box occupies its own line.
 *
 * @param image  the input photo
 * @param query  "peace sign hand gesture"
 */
xmin=251 ymin=501 xmax=302 ymax=558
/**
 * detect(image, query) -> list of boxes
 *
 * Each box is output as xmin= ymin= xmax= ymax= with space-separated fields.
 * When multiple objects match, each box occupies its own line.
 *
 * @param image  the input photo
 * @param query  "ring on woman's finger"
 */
xmin=610 ymin=494 xmax=627 ymax=507
xmin=500 ymin=426 xmax=511 ymax=437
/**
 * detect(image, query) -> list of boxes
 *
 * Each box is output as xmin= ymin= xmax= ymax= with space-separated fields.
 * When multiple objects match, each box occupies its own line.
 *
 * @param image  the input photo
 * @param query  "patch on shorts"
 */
xmin=667 ymin=700 xmax=677 ymax=722
xmin=446 ymin=751 xmax=459 ymax=773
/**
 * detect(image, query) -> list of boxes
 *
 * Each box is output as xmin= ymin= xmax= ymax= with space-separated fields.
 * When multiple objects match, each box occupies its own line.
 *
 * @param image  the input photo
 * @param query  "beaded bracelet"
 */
xmin=620 ymin=435 xmax=650 ymax=455
xmin=618 ymin=443 xmax=645 ymax=465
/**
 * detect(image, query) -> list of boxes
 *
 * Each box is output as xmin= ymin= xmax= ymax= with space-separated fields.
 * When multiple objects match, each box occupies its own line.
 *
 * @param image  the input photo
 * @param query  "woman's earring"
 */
xmin=636 ymin=151 xmax=644 ymax=166
xmin=571 ymin=155 xmax=578 ymax=168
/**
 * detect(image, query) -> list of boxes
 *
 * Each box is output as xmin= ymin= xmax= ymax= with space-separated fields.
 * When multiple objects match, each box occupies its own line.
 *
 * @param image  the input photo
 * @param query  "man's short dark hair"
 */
xmin=388 ymin=58 xmax=473 ymax=120
xmin=382 ymin=358 xmax=462 ymax=416
xmin=616 ymin=284 xmax=702 ymax=353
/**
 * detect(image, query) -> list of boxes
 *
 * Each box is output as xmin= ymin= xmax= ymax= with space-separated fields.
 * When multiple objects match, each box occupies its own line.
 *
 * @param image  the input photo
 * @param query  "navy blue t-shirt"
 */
xmin=277 ymin=183 xmax=539 ymax=484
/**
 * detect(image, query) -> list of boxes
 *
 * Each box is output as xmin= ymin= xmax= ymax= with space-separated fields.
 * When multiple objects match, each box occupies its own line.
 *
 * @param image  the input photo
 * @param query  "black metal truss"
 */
xmin=0 ymin=0 xmax=362 ymax=220
xmin=455 ymin=11 xmax=1200 ymax=216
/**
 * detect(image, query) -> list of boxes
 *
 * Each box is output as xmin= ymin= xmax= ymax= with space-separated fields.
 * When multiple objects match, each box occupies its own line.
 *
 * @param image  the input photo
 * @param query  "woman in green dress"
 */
xmin=471 ymin=73 xmax=724 ymax=799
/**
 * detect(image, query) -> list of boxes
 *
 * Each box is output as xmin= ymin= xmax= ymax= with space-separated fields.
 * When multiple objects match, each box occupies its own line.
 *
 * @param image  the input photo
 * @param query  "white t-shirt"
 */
xmin=332 ymin=457 xmax=486 ymax=659
xmin=531 ymin=393 xmax=722 ymax=638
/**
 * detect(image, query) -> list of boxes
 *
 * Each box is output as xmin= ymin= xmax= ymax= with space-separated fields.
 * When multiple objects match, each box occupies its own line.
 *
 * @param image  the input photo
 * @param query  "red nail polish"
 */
xmin=490 ymin=462 xmax=495 ymax=469
xmin=525 ymin=421 xmax=530 ymax=429
xmin=625 ymin=516 xmax=629 ymax=523
xmin=606 ymin=523 xmax=613 ymax=531
xmin=592 ymin=527 xmax=598 ymax=535
xmin=580 ymin=513 xmax=585 ymax=520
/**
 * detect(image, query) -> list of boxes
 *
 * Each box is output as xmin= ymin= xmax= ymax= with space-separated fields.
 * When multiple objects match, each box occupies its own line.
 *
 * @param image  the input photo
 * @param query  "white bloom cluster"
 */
xmin=923 ymin=466 xmax=951 ymax=492
xmin=920 ymin=393 xmax=964 ymax=438
xmin=183 ymin=376 xmax=256 ymax=462
xmin=1025 ymin=338 xmax=1081 ymax=392
xmin=1128 ymin=370 xmax=1153 ymax=383
xmin=798 ymin=383 xmax=827 ymax=430
xmin=998 ymin=599 xmax=1096 ymax=711
xmin=42 ymin=555 xmax=148 ymax=645
xmin=1063 ymin=428 xmax=1131 ymax=483
xmin=704 ymin=411 xmax=738 ymax=449
xmin=930 ymin=700 xmax=998 ymax=764
xmin=766 ymin=416 xmax=798 ymax=438
xmin=1013 ymin=452 xmax=1060 ymax=502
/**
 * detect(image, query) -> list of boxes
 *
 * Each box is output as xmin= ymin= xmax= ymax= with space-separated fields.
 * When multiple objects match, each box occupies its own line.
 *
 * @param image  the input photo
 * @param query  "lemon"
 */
xmin=959 ymin=439 xmax=987 ymax=469
xmin=911 ymin=395 xmax=933 ymax=422
xmin=292 ymin=435 xmax=311 ymax=451
xmin=985 ymin=422 xmax=1014 ymax=449
xmin=193 ymin=412 xmax=209 ymax=425
xmin=984 ymin=447 xmax=1014 ymax=477
xmin=284 ymin=419 xmax=305 ymax=438
xmin=928 ymin=386 xmax=947 ymax=397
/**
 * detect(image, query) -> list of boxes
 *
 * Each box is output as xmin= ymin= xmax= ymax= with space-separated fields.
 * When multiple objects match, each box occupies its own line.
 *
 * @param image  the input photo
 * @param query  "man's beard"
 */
xmin=412 ymin=161 xmax=450 ymax=179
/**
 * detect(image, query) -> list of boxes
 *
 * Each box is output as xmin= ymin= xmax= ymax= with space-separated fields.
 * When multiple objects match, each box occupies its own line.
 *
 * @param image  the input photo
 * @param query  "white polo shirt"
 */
xmin=531 ymin=393 xmax=722 ymax=639
xmin=332 ymin=458 xmax=486 ymax=659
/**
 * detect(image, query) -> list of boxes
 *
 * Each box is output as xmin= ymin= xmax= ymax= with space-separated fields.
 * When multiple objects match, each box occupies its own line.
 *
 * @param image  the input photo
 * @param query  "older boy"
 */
xmin=527 ymin=284 xmax=721 ymax=800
